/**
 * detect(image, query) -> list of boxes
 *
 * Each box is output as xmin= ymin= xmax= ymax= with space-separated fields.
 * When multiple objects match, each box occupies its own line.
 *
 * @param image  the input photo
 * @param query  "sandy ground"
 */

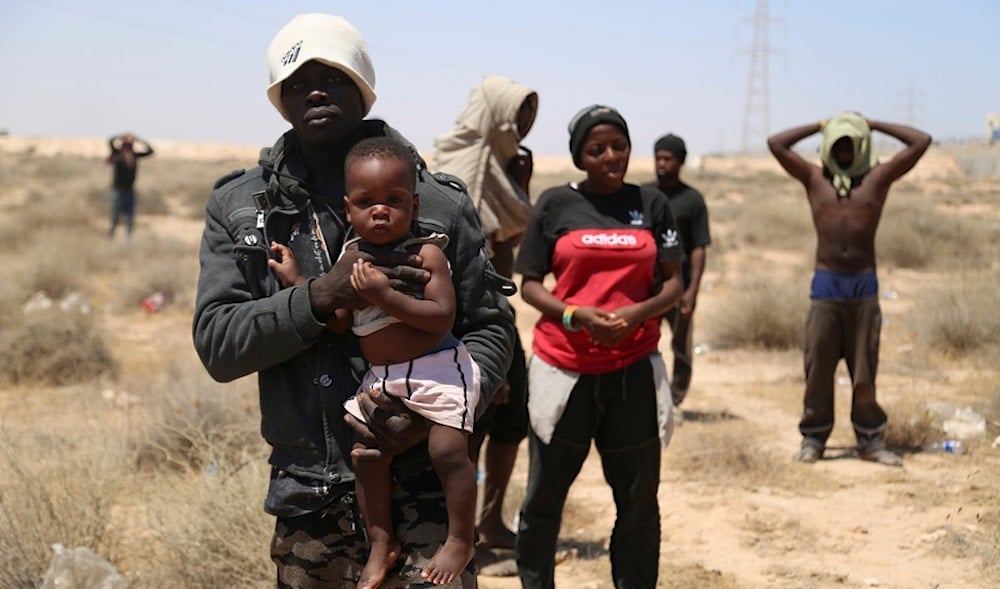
xmin=2 ymin=135 xmax=997 ymax=589
xmin=471 ymin=277 xmax=999 ymax=589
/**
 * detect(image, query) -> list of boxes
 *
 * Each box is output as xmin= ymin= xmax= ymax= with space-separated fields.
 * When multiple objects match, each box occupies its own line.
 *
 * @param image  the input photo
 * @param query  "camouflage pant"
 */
xmin=271 ymin=466 xmax=477 ymax=588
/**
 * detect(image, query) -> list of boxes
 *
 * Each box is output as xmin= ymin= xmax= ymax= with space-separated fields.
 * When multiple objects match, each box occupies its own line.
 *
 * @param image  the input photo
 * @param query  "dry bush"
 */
xmin=0 ymin=309 xmax=117 ymax=386
xmin=878 ymin=199 xmax=995 ymax=270
xmin=0 ymin=425 xmax=129 ymax=589
xmin=133 ymin=368 xmax=263 ymax=474
xmin=706 ymin=278 xmax=808 ymax=350
xmin=0 ymin=187 xmax=121 ymax=298
xmin=123 ymin=369 xmax=272 ymax=587
xmin=114 ymin=237 xmax=200 ymax=310
xmin=21 ymin=234 xmax=104 ymax=300
xmin=876 ymin=216 xmax=932 ymax=269
xmin=141 ymin=156 xmax=250 ymax=219
xmin=667 ymin=419 xmax=824 ymax=492
xmin=132 ymin=464 xmax=273 ymax=589
xmin=883 ymin=396 xmax=942 ymax=450
xmin=711 ymin=183 xmax=813 ymax=252
xmin=910 ymin=269 xmax=1000 ymax=355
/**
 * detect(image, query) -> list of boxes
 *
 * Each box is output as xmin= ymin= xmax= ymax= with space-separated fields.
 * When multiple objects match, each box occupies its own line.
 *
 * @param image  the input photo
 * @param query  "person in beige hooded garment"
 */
xmin=434 ymin=75 xmax=538 ymax=277
xmin=434 ymin=76 xmax=537 ymax=557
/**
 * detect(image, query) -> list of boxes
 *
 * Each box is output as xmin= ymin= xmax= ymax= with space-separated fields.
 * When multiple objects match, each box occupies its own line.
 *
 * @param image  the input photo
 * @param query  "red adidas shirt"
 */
xmin=515 ymin=183 xmax=682 ymax=374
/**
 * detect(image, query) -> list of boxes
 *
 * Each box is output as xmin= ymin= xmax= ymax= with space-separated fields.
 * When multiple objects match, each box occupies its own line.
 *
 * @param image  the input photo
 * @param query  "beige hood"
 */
xmin=433 ymin=75 xmax=537 ymax=243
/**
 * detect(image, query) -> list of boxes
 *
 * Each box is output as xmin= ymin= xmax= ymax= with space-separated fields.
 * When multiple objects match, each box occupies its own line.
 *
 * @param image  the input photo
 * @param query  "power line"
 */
xmin=739 ymin=0 xmax=776 ymax=153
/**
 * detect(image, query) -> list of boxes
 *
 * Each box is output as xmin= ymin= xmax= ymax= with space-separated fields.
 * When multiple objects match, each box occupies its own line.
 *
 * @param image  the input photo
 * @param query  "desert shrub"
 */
xmin=113 ymin=236 xmax=199 ymax=310
xmin=141 ymin=156 xmax=248 ymax=218
xmin=0 ymin=426 xmax=128 ymax=589
xmin=877 ymin=217 xmax=932 ymax=269
xmin=125 ymin=366 xmax=270 ymax=586
xmin=883 ymin=397 xmax=942 ymax=450
xmin=133 ymin=463 xmax=273 ymax=589
xmin=134 ymin=373 xmax=263 ymax=474
xmin=910 ymin=269 xmax=1000 ymax=355
xmin=0 ymin=309 xmax=116 ymax=386
xmin=713 ymin=193 xmax=813 ymax=251
xmin=666 ymin=420 xmax=813 ymax=490
xmin=879 ymin=200 xmax=995 ymax=270
xmin=706 ymin=278 xmax=808 ymax=350
xmin=22 ymin=240 xmax=90 ymax=300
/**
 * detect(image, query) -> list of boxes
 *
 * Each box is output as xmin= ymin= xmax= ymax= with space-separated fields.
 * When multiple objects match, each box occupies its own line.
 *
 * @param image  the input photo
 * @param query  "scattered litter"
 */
xmin=142 ymin=292 xmax=167 ymax=314
xmin=883 ymin=289 xmax=899 ymax=300
xmin=41 ymin=543 xmax=126 ymax=589
xmin=864 ymin=577 xmax=881 ymax=587
xmin=694 ymin=342 xmax=712 ymax=355
xmin=943 ymin=406 xmax=986 ymax=440
xmin=837 ymin=376 xmax=851 ymax=387
xmin=101 ymin=388 xmax=138 ymax=408
xmin=23 ymin=291 xmax=91 ymax=314
xmin=920 ymin=528 xmax=948 ymax=543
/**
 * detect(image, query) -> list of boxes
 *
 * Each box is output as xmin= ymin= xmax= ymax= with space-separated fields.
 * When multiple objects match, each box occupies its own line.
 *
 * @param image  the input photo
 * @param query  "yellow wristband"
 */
xmin=562 ymin=305 xmax=581 ymax=332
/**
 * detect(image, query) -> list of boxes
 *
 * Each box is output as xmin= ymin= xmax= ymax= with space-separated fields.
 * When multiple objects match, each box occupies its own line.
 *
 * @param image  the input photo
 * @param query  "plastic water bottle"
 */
xmin=922 ymin=440 xmax=964 ymax=454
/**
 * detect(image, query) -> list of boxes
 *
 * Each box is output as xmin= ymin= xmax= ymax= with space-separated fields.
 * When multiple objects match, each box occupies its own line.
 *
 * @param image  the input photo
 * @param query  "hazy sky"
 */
xmin=2 ymin=0 xmax=998 ymax=157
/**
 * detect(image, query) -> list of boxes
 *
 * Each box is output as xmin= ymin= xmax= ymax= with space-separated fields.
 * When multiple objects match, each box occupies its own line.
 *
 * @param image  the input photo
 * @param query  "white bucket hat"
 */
xmin=266 ymin=13 xmax=377 ymax=121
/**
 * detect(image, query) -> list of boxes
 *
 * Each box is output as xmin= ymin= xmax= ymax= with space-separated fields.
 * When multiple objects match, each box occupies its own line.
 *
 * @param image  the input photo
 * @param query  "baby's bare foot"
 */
xmin=358 ymin=539 xmax=401 ymax=589
xmin=421 ymin=536 xmax=475 ymax=585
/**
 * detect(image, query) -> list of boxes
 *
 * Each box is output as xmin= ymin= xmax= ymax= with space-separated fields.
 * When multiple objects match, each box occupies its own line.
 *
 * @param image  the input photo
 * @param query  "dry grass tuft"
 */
xmin=134 ymin=464 xmax=273 ymax=589
xmin=0 ymin=309 xmax=117 ymax=386
xmin=705 ymin=278 xmax=808 ymax=350
xmin=910 ymin=269 xmax=1000 ymax=356
xmin=883 ymin=396 xmax=943 ymax=449
xmin=0 ymin=425 xmax=129 ymax=589
xmin=133 ymin=368 xmax=263 ymax=474
xmin=669 ymin=420 xmax=813 ymax=491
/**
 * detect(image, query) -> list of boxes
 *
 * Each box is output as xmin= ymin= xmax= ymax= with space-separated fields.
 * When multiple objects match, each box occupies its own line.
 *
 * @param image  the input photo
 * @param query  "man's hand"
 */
xmin=345 ymin=388 xmax=431 ymax=462
xmin=680 ymin=290 xmax=697 ymax=316
xmin=310 ymin=244 xmax=429 ymax=316
xmin=358 ymin=242 xmax=430 ymax=298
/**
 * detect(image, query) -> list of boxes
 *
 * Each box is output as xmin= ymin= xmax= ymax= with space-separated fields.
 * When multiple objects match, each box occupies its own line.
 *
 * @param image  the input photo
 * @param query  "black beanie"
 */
xmin=568 ymin=104 xmax=630 ymax=170
xmin=654 ymin=133 xmax=687 ymax=163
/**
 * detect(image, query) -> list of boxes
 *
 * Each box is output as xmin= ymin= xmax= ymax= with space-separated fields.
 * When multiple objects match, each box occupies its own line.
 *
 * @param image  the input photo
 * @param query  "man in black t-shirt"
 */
xmin=643 ymin=134 xmax=711 ymax=408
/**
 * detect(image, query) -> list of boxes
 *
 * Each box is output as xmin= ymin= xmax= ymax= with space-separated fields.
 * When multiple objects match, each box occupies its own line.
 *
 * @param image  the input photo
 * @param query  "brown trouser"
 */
xmin=800 ymin=297 xmax=887 ymax=450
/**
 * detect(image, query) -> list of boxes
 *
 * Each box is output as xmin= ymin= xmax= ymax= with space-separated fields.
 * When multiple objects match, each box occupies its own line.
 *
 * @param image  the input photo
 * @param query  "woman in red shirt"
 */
xmin=513 ymin=105 xmax=684 ymax=589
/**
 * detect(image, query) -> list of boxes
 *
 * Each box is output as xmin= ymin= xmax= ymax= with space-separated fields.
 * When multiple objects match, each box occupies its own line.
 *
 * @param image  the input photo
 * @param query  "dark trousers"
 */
xmin=516 ymin=358 xmax=661 ymax=589
xmin=109 ymin=188 xmax=135 ymax=237
xmin=271 ymin=467 xmax=474 ymax=588
xmin=800 ymin=297 xmax=887 ymax=449
xmin=663 ymin=305 xmax=694 ymax=404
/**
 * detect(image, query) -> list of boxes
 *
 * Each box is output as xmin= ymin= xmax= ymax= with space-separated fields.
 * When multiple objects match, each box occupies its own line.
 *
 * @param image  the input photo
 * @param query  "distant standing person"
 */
xmin=767 ymin=112 xmax=931 ymax=467
xmin=433 ymin=75 xmax=537 ymax=553
xmin=105 ymin=132 xmax=154 ymax=239
xmin=514 ymin=105 xmax=683 ymax=589
xmin=642 ymin=134 xmax=711 ymax=409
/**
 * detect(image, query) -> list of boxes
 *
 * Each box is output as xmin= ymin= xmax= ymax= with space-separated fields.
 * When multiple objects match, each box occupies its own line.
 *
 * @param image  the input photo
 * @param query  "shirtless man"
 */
xmin=767 ymin=112 xmax=931 ymax=466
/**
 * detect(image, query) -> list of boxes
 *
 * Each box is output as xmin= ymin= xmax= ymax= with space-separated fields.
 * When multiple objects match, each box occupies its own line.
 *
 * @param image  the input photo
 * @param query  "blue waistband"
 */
xmin=810 ymin=269 xmax=878 ymax=300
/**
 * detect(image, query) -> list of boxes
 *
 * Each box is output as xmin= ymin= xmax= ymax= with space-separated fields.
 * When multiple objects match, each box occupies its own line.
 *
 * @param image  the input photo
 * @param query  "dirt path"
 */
xmin=476 ymin=292 xmax=998 ymax=589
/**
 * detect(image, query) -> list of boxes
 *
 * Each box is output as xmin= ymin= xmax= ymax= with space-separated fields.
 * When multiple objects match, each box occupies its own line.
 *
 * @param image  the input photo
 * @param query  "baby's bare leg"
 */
xmin=421 ymin=425 xmax=476 ymax=585
xmin=353 ymin=447 xmax=400 ymax=589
